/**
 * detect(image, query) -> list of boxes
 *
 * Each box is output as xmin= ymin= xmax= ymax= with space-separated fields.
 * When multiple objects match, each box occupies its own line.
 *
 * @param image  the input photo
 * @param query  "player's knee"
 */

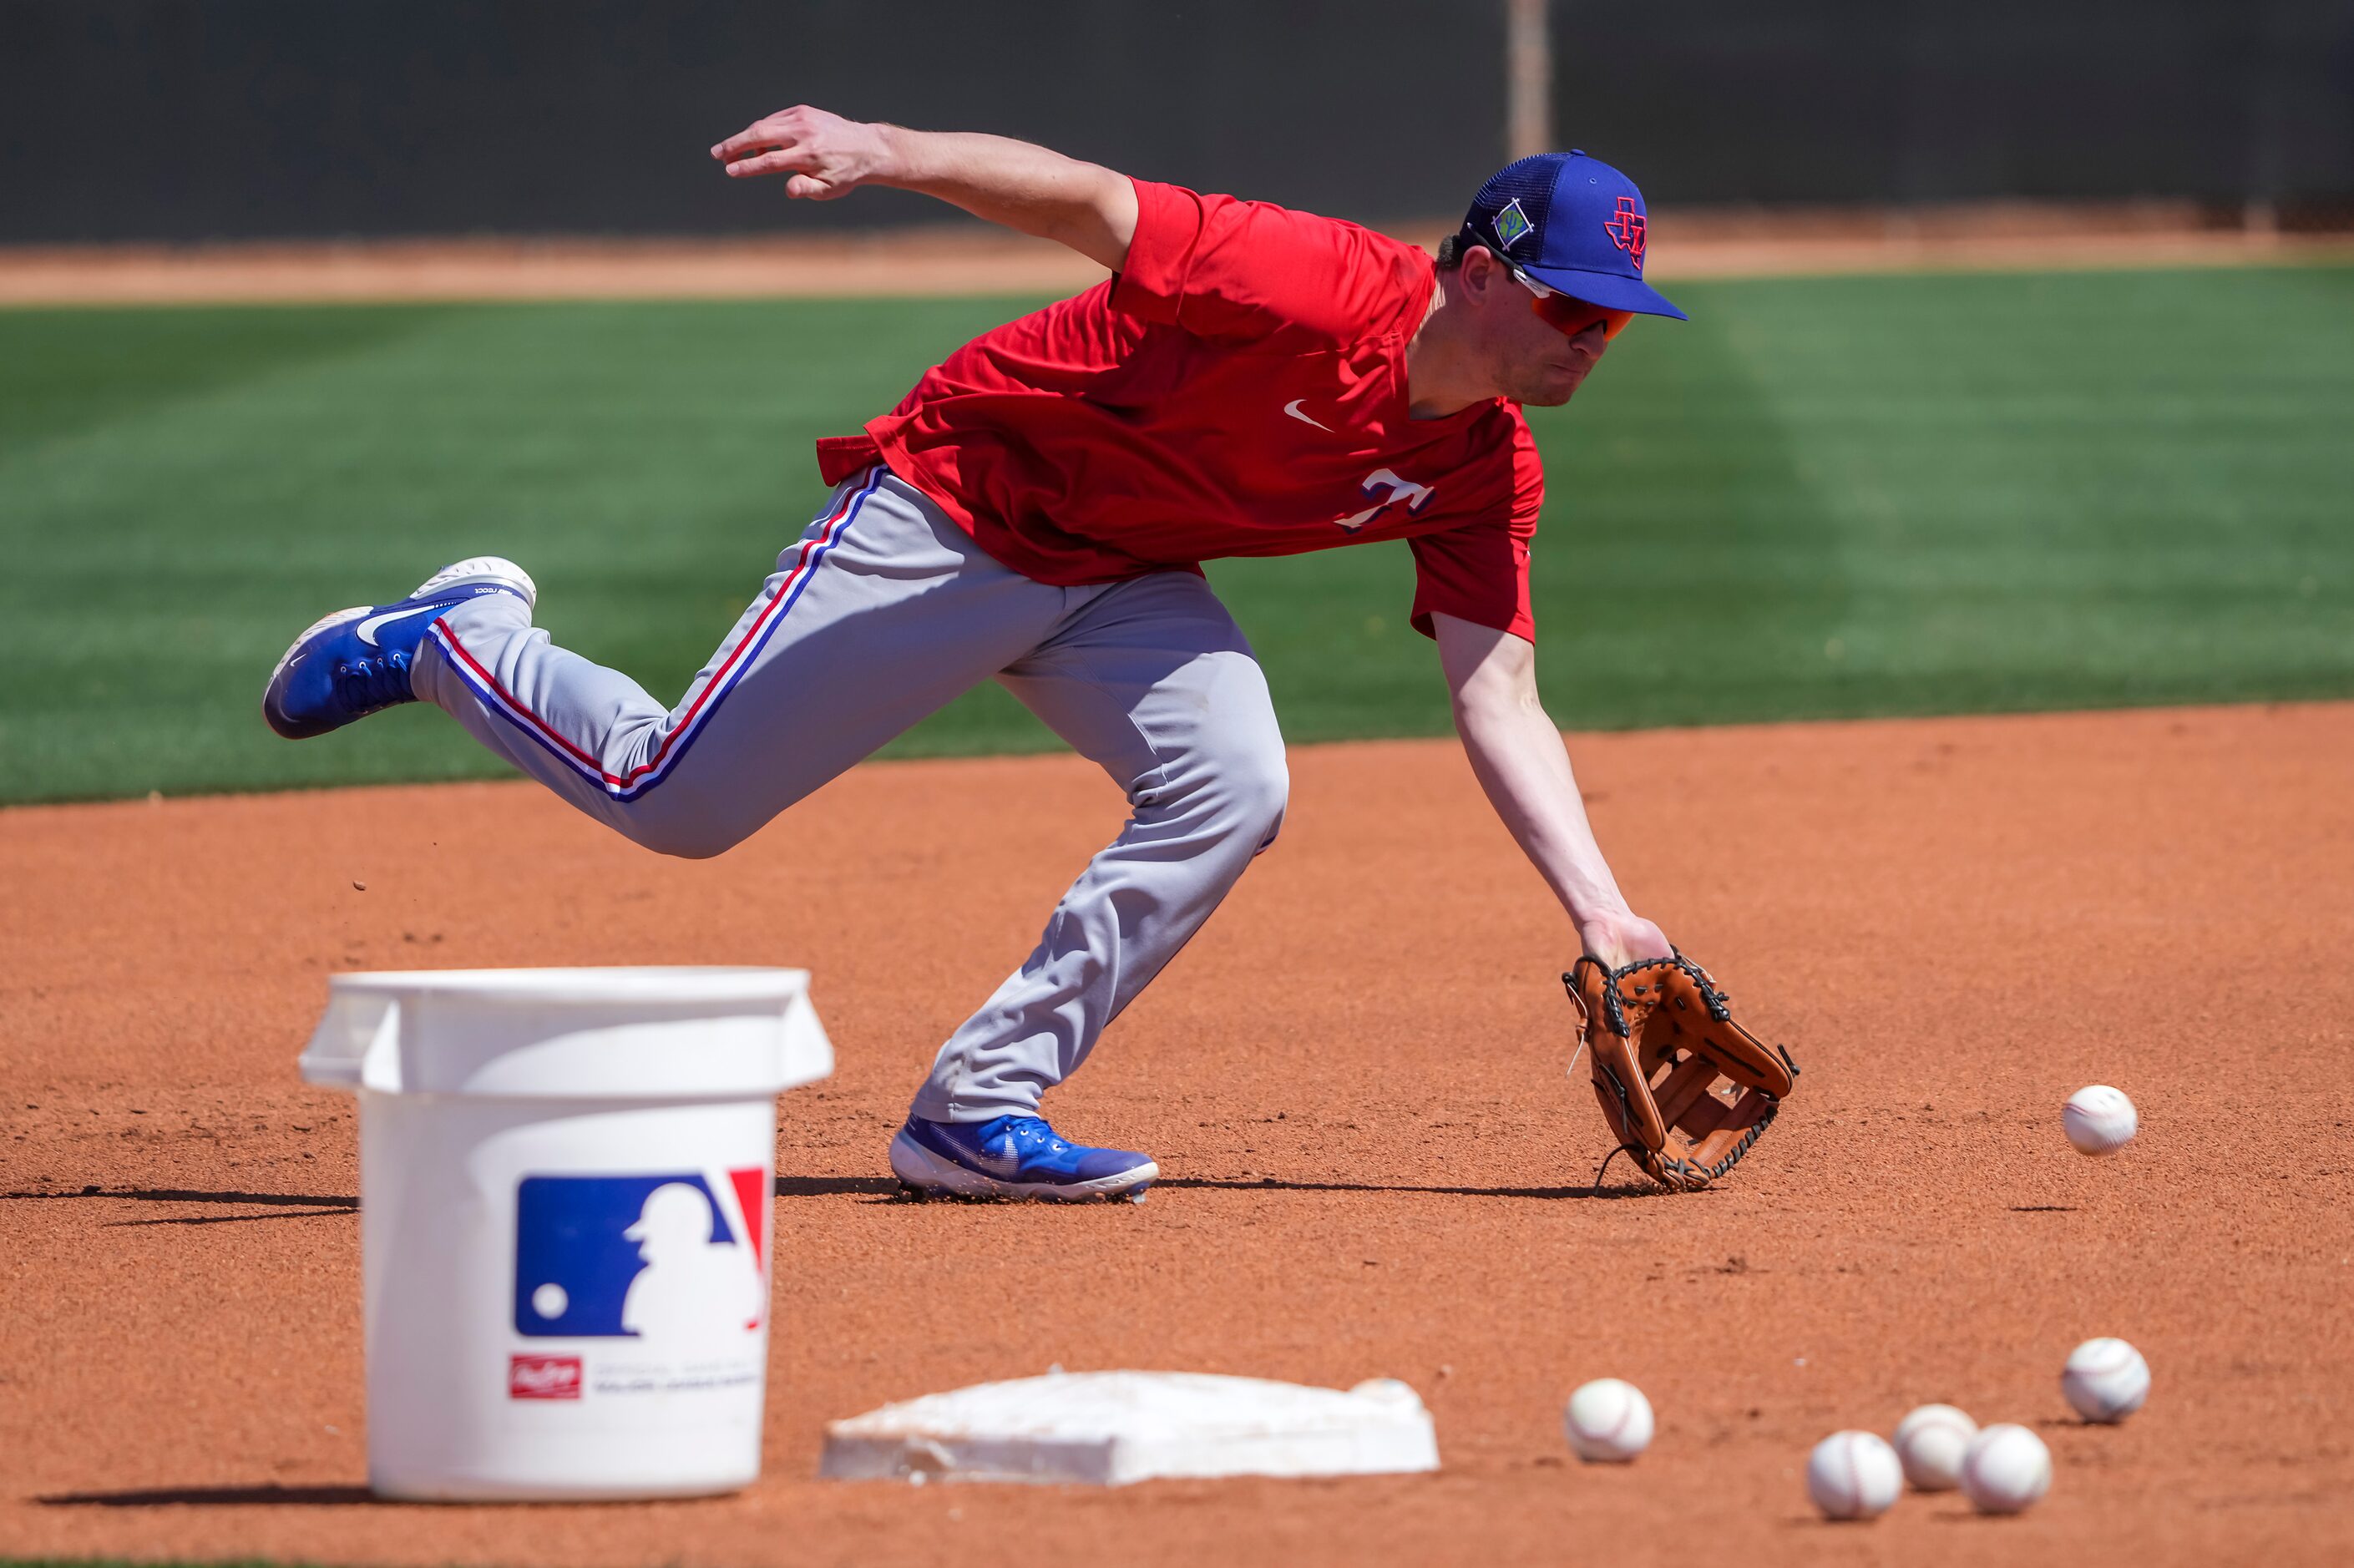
xmin=1223 ymin=743 xmax=1290 ymax=848
xmin=618 ymin=807 xmax=749 ymax=862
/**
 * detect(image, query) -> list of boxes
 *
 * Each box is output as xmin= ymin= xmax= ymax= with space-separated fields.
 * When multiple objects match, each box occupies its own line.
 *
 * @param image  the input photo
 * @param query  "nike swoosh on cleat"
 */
xmin=356 ymin=601 xmax=462 ymax=647
xmin=1283 ymin=399 xmax=1333 ymax=432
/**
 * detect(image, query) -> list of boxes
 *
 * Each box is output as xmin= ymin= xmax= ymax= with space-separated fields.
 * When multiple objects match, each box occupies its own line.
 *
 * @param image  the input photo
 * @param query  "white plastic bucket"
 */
xmin=299 ymin=966 xmax=833 ymax=1501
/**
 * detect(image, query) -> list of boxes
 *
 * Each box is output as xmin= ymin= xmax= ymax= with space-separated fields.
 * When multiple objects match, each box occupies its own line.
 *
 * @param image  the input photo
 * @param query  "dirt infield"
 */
xmin=3 ymin=201 xmax=2348 ymax=304
xmin=3 ymin=702 xmax=2351 ymax=1565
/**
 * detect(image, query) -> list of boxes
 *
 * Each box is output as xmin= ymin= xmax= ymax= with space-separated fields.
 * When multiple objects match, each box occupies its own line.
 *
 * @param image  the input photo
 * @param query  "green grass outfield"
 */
xmin=2 ymin=263 xmax=2349 ymax=805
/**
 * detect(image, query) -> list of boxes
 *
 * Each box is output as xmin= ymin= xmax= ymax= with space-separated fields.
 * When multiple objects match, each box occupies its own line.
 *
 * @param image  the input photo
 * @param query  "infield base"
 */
xmin=818 ymin=1370 xmax=1439 ymax=1486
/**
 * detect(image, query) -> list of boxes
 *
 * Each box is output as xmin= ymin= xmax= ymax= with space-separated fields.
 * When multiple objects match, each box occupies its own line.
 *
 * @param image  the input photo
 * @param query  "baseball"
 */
xmin=1806 ymin=1429 xmax=1903 ymax=1520
xmin=1959 ymin=1424 xmax=2052 ymax=1515
xmin=2063 ymin=1084 xmax=2138 ymax=1155
xmin=1891 ymin=1403 xmax=1978 ymax=1490
xmin=1562 ymin=1378 xmax=1653 ymax=1462
xmin=2063 ymin=1336 xmax=2151 ymax=1423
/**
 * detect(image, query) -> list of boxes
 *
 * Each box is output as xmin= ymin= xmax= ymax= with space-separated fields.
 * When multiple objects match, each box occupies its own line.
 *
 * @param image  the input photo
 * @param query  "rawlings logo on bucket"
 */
xmin=509 ymin=1354 xmax=583 ymax=1400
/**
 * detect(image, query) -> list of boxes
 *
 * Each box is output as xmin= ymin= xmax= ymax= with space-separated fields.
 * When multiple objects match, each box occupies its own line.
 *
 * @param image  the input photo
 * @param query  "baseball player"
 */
xmin=264 ymin=107 xmax=1696 ymax=1202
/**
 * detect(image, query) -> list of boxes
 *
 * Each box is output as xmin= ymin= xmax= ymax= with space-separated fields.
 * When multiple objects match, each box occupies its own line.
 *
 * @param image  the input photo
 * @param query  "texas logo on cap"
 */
xmin=1602 ymin=195 xmax=1647 ymax=266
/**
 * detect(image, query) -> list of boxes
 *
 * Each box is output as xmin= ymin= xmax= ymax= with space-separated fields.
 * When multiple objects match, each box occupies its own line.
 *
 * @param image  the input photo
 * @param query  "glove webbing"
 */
xmin=1571 ymin=955 xmax=1800 ymax=1192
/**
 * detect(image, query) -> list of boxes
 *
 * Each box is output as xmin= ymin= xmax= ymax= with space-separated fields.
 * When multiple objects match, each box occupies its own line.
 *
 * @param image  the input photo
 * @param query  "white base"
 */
xmin=820 ymin=1371 xmax=1440 ymax=1485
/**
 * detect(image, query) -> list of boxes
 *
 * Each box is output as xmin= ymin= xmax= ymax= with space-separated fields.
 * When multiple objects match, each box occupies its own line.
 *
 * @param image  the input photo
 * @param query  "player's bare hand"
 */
xmin=711 ymin=106 xmax=892 ymax=200
xmin=1577 ymin=908 xmax=1673 ymax=971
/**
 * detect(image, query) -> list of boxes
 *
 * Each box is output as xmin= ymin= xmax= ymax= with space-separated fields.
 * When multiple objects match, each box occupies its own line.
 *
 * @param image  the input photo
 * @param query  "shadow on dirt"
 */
xmin=2 ymin=1186 xmax=357 ymax=1206
xmin=1159 ymin=1176 xmax=1677 ymax=1201
xmin=10 ymin=1176 xmax=1687 ymax=1209
xmin=40 ymin=1484 xmax=377 ymax=1507
xmin=0 ymin=1186 xmax=357 ymax=1225
xmin=772 ymin=1174 xmax=904 ymax=1197
xmin=769 ymin=1173 xmax=1681 ymax=1203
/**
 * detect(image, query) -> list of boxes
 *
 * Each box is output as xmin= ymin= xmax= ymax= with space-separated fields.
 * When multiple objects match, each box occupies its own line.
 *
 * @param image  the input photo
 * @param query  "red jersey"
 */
xmin=816 ymin=179 xmax=1544 ymax=641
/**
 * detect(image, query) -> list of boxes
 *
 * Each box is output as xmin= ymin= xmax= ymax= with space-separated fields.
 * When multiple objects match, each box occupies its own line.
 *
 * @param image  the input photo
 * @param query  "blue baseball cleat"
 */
xmin=890 ymin=1113 xmax=1159 ymax=1203
xmin=262 ymin=557 xmax=535 ymax=739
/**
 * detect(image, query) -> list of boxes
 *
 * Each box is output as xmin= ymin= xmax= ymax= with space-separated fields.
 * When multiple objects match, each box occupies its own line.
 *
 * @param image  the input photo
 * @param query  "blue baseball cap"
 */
xmin=1456 ymin=151 xmax=1684 ymax=321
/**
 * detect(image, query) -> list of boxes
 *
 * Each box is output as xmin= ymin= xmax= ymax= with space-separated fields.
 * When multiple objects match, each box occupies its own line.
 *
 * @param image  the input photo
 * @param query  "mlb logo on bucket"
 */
xmin=509 ymin=1354 xmax=583 ymax=1400
xmin=513 ymin=1171 xmax=769 ymax=1340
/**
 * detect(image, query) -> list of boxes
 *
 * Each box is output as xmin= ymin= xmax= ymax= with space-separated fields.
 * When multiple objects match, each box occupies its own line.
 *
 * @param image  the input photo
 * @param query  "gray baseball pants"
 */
xmin=413 ymin=466 xmax=1287 ymax=1124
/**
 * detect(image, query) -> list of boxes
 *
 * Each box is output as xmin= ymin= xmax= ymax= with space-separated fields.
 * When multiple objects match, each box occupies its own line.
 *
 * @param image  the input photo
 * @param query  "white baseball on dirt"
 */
xmin=1806 ymin=1429 xmax=1903 ymax=1520
xmin=1891 ymin=1403 xmax=1979 ymax=1490
xmin=1562 ymin=1378 xmax=1653 ymax=1462
xmin=1959 ymin=1424 xmax=2052 ymax=1514
xmin=2063 ymin=1084 xmax=2138 ymax=1155
xmin=2063 ymin=1337 xmax=2151 ymax=1423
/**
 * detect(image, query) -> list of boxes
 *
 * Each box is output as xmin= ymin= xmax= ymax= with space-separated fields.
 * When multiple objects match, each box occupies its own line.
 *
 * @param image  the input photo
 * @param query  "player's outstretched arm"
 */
xmin=711 ymin=106 xmax=1139 ymax=272
xmin=1432 ymin=613 xmax=1673 ymax=969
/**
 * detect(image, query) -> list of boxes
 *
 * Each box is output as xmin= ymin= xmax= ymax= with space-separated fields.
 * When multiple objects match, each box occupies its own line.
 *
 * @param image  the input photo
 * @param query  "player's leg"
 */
xmin=266 ymin=468 xmax=1066 ymax=857
xmin=414 ymin=468 xmax=1086 ymax=856
xmin=890 ymin=570 xmax=1287 ymax=1201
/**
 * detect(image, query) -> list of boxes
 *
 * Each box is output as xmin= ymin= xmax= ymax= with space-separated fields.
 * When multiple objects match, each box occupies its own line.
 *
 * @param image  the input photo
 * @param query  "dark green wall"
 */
xmin=1 ymin=0 xmax=2347 ymax=245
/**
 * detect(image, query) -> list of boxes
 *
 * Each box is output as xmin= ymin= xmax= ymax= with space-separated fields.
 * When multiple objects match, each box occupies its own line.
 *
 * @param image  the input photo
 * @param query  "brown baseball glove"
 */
xmin=1566 ymin=953 xmax=1799 ymax=1192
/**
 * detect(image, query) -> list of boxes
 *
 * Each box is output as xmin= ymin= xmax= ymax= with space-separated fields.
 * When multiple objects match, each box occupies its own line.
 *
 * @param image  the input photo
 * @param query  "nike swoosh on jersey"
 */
xmin=357 ymin=600 xmax=463 ymax=647
xmin=1283 ymin=399 xmax=1334 ymax=432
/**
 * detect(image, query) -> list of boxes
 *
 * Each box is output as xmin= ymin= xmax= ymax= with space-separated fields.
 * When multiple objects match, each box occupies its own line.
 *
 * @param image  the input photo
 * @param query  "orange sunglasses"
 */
xmin=1508 ymin=264 xmax=1634 ymax=341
